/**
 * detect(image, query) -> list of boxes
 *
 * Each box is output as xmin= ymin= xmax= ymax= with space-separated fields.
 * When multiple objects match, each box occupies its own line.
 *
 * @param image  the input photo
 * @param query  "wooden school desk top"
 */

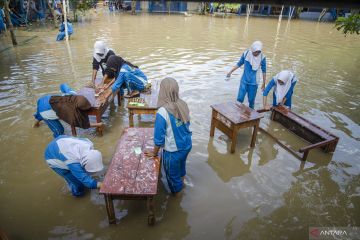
xmin=78 ymin=79 xmax=115 ymax=108
xmin=210 ymin=102 xmax=263 ymax=125
xmin=126 ymin=81 xmax=160 ymax=110
xmin=272 ymin=106 xmax=337 ymax=141
xmin=99 ymin=128 xmax=160 ymax=196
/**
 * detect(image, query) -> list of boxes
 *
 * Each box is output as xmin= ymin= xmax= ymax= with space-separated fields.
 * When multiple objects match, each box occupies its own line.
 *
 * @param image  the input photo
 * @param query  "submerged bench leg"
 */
xmin=250 ymin=121 xmax=259 ymax=148
xmin=104 ymin=194 xmax=116 ymax=224
xmin=147 ymin=196 xmax=155 ymax=226
xmin=230 ymin=126 xmax=237 ymax=153
xmin=210 ymin=110 xmax=216 ymax=137
xmin=117 ymin=91 xmax=122 ymax=106
xmin=302 ymin=150 xmax=310 ymax=161
xmin=96 ymin=113 xmax=103 ymax=137
xmin=129 ymin=110 xmax=134 ymax=127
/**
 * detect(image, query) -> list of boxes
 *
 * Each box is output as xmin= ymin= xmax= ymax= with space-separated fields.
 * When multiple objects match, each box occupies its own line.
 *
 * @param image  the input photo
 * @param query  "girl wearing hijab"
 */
xmin=33 ymin=85 xmax=102 ymax=137
xmin=100 ymin=55 xmax=138 ymax=85
xmin=262 ymin=70 xmax=297 ymax=109
xmin=56 ymin=17 xmax=73 ymax=41
xmin=145 ymin=78 xmax=192 ymax=195
xmin=45 ymin=135 xmax=103 ymax=197
xmin=226 ymin=41 xmax=267 ymax=109
xmin=111 ymin=63 xmax=148 ymax=98
xmin=92 ymin=41 xmax=115 ymax=84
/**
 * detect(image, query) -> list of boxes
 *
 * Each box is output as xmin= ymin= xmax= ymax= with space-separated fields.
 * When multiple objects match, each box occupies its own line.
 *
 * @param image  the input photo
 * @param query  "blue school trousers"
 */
xmin=237 ymin=82 xmax=258 ymax=109
xmin=51 ymin=167 xmax=85 ymax=197
xmin=162 ymin=149 xmax=190 ymax=193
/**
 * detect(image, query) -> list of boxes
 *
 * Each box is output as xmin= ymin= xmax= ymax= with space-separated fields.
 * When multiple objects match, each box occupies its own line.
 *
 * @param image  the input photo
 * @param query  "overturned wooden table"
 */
xmin=260 ymin=106 xmax=339 ymax=161
xmin=99 ymin=128 xmax=160 ymax=225
xmin=127 ymin=82 xmax=159 ymax=127
xmin=210 ymin=102 xmax=264 ymax=153
xmin=76 ymin=79 xmax=120 ymax=136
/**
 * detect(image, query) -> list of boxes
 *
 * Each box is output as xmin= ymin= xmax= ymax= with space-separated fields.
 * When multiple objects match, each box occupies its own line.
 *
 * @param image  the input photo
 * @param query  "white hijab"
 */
xmin=245 ymin=41 xmax=263 ymax=71
xmin=275 ymin=70 xmax=295 ymax=105
xmin=93 ymin=41 xmax=110 ymax=63
xmin=81 ymin=149 xmax=104 ymax=173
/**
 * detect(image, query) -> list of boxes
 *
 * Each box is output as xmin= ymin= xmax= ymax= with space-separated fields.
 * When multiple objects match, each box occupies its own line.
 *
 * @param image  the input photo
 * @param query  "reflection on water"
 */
xmin=0 ymin=7 xmax=360 ymax=239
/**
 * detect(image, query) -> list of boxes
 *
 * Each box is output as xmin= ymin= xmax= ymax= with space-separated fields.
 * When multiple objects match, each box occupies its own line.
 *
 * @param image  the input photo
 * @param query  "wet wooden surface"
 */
xmin=126 ymin=80 xmax=160 ymax=110
xmin=269 ymin=106 xmax=339 ymax=160
xmin=127 ymin=80 xmax=160 ymax=126
xmin=73 ymin=79 xmax=118 ymax=136
xmin=100 ymin=128 xmax=160 ymax=196
xmin=210 ymin=102 xmax=263 ymax=153
xmin=272 ymin=106 xmax=338 ymax=141
xmin=78 ymin=79 xmax=115 ymax=108
xmin=211 ymin=102 xmax=263 ymax=125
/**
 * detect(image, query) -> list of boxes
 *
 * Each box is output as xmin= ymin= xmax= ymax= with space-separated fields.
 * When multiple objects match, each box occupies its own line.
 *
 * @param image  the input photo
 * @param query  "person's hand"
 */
xmin=33 ymin=121 xmax=40 ymax=128
xmin=97 ymin=182 xmax=103 ymax=189
xmin=144 ymin=151 xmax=156 ymax=159
xmin=226 ymin=73 xmax=231 ymax=78
xmin=261 ymin=83 xmax=265 ymax=91
xmin=264 ymin=104 xmax=272 ymax=111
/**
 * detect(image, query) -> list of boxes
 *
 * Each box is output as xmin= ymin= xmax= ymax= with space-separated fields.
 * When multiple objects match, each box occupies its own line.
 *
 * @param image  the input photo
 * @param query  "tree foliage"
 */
xmin=335 ymin=14 xmax=360 ymax=35
xmin=70 ymin=0 xmax=93 ymax=14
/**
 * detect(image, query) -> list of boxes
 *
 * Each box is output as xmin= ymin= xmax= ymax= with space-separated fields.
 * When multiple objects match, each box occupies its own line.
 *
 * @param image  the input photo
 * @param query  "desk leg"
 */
xmin=230 ymin=125 xmax=237 ymax=153
xmin=147 ymin=196 xmax=155 ymax=226
xmin=129 ymin=110 xmax=134 ymax=127
xmin=117 ymin=91 xmax=122 ymax=106
xmin=250 ymin=121 xmax=259 ymax=148
xmin=96 ymin=113 xmax=103 ymax=136
xmin=210 ymin=110 xmax=216 ymax=137
xmin=71 ymin=125 xmax=77 ymax=136
xmin=104 ymin=194 xmax=116 ymax=224
xmin=302 ymin=150 xmax=309 ymax=161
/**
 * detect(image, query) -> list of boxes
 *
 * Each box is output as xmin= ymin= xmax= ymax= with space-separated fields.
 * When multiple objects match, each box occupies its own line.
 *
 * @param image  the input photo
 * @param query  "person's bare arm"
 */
xmin=261 ymin=72 xmax=267 ymax=90
xmin=263 ymin=96 xmax=268 ymax=109
xmin=33 ymin=120 xmax=41 ymax=128
xmin=91 ymin=69 xmax=98 ymax=84
xmin=227 ymin=66 xmax=239 ymax=77
xmin=99 ymin=74 xmax=113 ymax=86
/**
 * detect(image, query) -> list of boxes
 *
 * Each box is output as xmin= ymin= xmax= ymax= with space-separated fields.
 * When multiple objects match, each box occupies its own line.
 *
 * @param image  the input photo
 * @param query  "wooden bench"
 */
xmin=260 ymin=106 xmax=339 ymax=161
xmin=210 ymin=102 xmax=264 ymax=153
xmin=127 ymin=81 xmax=159 ymax=127
xmin=99 ymin=128 xmax=160 ymax=225
xmin=76 ymin=79 xmax=120 ymax=136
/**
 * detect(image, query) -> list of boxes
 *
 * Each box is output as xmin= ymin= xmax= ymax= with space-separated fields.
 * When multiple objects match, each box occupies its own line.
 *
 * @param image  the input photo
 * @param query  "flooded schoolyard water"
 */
xmin=0 ymin=8 xmax=360 ymax=240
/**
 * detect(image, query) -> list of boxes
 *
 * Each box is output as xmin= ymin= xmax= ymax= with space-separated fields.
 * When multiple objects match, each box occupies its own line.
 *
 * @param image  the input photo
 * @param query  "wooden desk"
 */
xmin=262 ymin=106 xmax=339 ymax=161
xmin=99 ymin=128 xmax=160 ymax=225
xmin=126 ymin=82 xmax=159 ymax=127
xmin=75 ymin=80 xmax=120 ymax=136
xmin=210 ymin=102 xmax=264 ymax=153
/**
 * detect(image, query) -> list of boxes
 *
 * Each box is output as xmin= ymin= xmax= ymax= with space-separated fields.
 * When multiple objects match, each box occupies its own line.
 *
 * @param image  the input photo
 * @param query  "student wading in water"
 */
xmin=33 ymin=84 xmax=102 ymax=137
xmin=227 ymin=41 xmax=267 ymax=109
xmin=262 ymin=70 xmax=298 ymax=109
xmin=44 ymin=135 xmax=104 ymax=197
xmin=92 ymin=41 xmax=115 ymax=85
xmin=145 ymin=78 xmax=192 ymax=196
xmin=111 ymin=63 xmax=148 ymax=98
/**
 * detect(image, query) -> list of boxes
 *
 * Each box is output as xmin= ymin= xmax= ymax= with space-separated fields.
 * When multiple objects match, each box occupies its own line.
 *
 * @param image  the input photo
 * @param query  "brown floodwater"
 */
xmin=0 ymin=7 xmax=360 ymax=240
